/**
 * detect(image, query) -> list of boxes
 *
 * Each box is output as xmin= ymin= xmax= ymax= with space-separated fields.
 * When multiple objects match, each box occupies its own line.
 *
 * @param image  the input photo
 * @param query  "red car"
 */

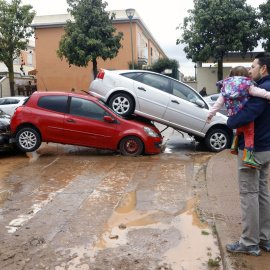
xmin=10 ymin=92 xmax=163 ymax=156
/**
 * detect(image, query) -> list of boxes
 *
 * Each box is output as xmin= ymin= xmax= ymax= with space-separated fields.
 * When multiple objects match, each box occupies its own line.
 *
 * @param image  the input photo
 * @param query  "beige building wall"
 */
xmin=197 ymin=66 xmax=232 ymax=95
xmin=0 ymin=77 xmax=11 ymax=97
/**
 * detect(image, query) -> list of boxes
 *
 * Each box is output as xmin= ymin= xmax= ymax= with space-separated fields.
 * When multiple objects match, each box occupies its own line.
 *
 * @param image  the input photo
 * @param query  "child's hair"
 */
xmin=229 ymin=66 xmax=249 ymax=77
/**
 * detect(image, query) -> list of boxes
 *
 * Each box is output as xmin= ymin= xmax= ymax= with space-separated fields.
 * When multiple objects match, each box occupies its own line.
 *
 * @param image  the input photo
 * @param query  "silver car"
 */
xmin=0 ymin=96 xmax=28 ymax=116
xmin=89 ymin=69 xmax=233 ymax=152
xmin=203 ymin=94 xmax=228 ymax=116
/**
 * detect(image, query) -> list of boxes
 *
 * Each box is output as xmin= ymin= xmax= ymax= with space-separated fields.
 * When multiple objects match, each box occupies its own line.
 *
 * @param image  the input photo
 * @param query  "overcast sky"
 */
xmin=21 ymin=0 xmax=265 ymax=76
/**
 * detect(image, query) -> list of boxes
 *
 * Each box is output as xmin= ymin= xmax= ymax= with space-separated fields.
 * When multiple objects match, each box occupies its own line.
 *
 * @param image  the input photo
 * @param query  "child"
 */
xmin=207 ymin=66 xmax=270 ymax=169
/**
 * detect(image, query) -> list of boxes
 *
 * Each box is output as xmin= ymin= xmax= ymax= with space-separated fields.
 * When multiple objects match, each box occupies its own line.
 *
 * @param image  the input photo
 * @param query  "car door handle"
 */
xmin=171 ymin=100 xmax=179 ymax=104
xmin=66 ymin=119 xmax=76 ymax=123
xmin=138 ymin=87 xmax=146 ymax=91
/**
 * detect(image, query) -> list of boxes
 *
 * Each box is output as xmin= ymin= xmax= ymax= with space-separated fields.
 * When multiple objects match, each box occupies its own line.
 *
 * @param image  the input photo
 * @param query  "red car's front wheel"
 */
xmin=119 ymin=136 xmax=144 ymax=156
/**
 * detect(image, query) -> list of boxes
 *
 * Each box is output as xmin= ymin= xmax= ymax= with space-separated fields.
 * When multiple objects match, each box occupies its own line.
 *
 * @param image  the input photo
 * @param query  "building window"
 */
xmin=27 ymin=52 xmax=33 ymax=67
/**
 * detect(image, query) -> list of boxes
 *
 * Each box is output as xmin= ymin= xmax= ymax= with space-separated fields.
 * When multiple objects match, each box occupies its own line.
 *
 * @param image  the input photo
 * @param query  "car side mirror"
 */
xmin=196 ymin=100 xmax=205 ymax=108
xmin=104 ymin=115 xmax=115 ymax=123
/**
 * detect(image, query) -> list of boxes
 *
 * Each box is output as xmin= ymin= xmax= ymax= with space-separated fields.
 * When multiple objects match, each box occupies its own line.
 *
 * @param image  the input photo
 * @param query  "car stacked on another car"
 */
xmin=10 ymin=91 xmax=163 ymax=156
xmin=89 ymin=69 xmax=233 ymax=152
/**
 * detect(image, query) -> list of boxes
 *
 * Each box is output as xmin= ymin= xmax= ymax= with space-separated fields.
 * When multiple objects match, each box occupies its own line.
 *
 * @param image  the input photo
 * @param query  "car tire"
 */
xmin=119 ymin=136 xmax=144 ymax=156
xmin=16 ymin=127 xmax=41 ymax=152
xmin=205 ymin=128 xmax=230 ymax=152
xmin=109 ymin=93 xmax=134 ymax=116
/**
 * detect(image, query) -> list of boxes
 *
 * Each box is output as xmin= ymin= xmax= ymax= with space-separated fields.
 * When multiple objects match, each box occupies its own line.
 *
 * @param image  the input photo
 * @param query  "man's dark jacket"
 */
xmin=227 ymin=75 xmax=270 ymax=152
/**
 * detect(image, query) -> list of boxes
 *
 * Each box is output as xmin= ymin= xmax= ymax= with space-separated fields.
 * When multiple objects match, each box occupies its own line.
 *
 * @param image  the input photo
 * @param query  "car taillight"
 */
xmin=97 ymin=69 xmax=105 ymax=79
xmin=14 ymin=106 xmax=24 ymax=115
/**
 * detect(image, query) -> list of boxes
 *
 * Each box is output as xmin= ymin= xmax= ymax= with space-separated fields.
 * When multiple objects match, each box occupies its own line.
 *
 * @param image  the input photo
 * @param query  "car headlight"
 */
xmin=143 ymin=127 xmax=159 ymax=137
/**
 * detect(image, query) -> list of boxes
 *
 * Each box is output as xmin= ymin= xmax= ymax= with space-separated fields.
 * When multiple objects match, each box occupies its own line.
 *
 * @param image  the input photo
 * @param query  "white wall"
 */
xmin=197 ymin=66 xmax=232 ymax=95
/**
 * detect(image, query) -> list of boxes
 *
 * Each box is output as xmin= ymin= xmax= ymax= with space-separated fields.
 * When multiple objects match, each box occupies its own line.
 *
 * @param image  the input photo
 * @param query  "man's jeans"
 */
xmin=238 ymin=150 xmax=270 ymax=247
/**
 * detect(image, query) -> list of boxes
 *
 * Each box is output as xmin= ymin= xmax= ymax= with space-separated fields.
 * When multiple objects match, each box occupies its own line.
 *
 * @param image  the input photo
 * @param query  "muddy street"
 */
xmin=0 ymin=129 xmax=222 ymax=270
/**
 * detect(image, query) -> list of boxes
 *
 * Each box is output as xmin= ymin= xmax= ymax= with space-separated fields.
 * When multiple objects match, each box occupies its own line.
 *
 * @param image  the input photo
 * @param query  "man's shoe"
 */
xmin=259 ymin=241 xmax=270 ymax=252
xmin=243 ymin=147 xmax=261 ymax=169
xmin=226 ymin=241 xmax=262 ymax=256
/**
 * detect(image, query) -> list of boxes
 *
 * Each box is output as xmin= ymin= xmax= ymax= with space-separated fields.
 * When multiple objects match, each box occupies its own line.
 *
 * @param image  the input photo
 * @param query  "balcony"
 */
xmin=137 ymin=46 xmax=148 ymax=65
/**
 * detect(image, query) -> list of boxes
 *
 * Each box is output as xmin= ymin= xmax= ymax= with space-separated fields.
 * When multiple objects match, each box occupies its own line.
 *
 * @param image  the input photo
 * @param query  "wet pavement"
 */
xmin=0 ymin=125 xmax=222 ymax=270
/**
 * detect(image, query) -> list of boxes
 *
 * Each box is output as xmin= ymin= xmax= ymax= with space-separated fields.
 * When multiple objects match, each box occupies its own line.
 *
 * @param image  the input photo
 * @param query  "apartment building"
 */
xmin=32 ymin=10 xmax=167 ymax=92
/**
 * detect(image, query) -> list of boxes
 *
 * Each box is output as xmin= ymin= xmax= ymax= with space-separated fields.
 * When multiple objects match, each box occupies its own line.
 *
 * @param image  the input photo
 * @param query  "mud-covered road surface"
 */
xmin=0 ymin=129 xmax=222 ymax=270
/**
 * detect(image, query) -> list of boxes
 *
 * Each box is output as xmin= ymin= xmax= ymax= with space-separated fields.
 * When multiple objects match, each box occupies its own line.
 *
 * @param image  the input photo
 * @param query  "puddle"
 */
xmin=56 ymin=194 xmax=221 ymax=270
xmin=92 ymin=190 xmax=161 ymax=249
xmin=160 ymin=212 xmax=221 ymax=270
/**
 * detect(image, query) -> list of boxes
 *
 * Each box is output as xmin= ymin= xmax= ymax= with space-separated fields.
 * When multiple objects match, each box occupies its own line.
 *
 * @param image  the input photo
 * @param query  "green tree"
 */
xmin=178 ymin=0 xmax=260 ymax=85
xmin=0 ymin=0 xmax=35 ymax=96
xmin=57 ymin=0 xmax=123 ymax=79
xmin=150 ymin=57 xmax=179 ymax=73
xmin=259 ymin=1 xmax=270 ymax=52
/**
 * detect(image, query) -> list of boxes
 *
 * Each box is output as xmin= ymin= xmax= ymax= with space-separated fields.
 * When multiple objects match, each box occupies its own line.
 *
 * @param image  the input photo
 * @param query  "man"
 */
xmin=226 ymin=52 xmax=270 ymax=256
xmin=199 ymin=87 xmax=207 ymax=97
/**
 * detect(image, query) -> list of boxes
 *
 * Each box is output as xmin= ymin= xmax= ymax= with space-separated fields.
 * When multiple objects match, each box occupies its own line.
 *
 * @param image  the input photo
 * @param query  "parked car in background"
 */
xmin=203 ymin=94 xmax=228 ymax=116
xmin=0 ymin=96 xmax=28 ymax=116
xmin=0 ymin=109 xmax=12 ymax=151
xmin=10 ymin=92 xmax=163 ymax=156
xmin=89 ymin=69 xmax=233 ymax=152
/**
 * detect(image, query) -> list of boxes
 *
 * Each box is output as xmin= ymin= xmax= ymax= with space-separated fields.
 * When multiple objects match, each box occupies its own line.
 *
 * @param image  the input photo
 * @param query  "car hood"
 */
xmin=121 ymin=115 xmax=160 ymax=132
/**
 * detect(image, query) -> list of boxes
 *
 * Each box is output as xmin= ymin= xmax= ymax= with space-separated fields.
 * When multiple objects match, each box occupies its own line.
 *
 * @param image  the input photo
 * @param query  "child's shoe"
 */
xmin=243 ymin=147 xmax=260 ymax=169
xmin=230 ymin=135 xmax=239 ymax=155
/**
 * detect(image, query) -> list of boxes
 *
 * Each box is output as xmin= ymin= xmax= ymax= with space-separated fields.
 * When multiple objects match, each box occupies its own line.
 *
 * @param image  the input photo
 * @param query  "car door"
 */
xmin=63 ymin=97 xmax=118 ymax=148
xmin=163 ymin=80 xmax=208 ymax=134
xmin=36 ymin=95 xmax=68 ymax=142
xmin=133 ymin=73 xmax=170 ymax=119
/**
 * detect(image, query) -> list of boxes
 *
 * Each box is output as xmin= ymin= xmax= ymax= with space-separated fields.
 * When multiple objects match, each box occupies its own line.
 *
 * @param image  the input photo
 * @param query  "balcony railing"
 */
xmin=137 ymin=46 xmax=148 ymax=65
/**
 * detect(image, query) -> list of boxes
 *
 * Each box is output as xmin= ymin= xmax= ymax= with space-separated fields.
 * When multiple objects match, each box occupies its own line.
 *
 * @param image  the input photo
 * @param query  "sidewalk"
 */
xmin=206 ymin=149 xmax=270 ymax=270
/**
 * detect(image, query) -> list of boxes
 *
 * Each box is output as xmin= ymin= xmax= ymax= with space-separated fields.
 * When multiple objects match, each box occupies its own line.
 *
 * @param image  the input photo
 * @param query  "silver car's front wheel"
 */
xmin=109 ymin=93 xmax=134 ymax=116
xmin=205 ymin=129 xmax=230 ymax=152
xmin=16 ymin=127 xmax=41 ymax=152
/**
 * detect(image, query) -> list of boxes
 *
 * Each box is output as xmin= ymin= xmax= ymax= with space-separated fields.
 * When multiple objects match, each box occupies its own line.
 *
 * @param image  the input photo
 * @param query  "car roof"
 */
xmin=31 ymin=91 xmax=98 ymax=101
xmin=109 ymin=69 xmax=159 ymax=75
xmin=0 ymin=96 xmax=27 ymax=100
xmin=102 ymin=69 xmax=191 ymax=86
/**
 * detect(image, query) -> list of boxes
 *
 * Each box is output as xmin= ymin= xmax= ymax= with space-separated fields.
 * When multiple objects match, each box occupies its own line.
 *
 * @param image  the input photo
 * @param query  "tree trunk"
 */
xmin=9 ymin=68 xmax=15 ymax=97
xmin=93 ymin=58 xmax=97 ymax=79
xmin=217 ymin=59 xmax=223 ymax=93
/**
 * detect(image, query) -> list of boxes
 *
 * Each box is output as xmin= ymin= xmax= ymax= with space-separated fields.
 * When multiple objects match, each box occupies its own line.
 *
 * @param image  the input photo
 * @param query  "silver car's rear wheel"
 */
xmin=109 ymin=93 xmax=134 ymax=116
xmin=205 ymin=128 xmax=230 ymax=152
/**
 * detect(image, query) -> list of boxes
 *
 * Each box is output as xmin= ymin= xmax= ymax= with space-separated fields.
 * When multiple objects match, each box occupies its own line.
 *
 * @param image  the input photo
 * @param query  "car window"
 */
xmin=69 ymin=97 xmax=110 ymax=121
xmin=211 ymin=95 xmax=219 ymax=101
xmin=0 ymin=99 xmax=7 ymax=105
xmin=6 ymin=99 xmax=20 ymax=104
xmin=121 ymin=72 xmax=143 ymax=80
xmin=140 ymin=74 xmax=170 ymax=93
xmin=37 ymin=96 xmax=68 ymax=113
xmin=172 ymin=81 xmax=201 ymax=104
